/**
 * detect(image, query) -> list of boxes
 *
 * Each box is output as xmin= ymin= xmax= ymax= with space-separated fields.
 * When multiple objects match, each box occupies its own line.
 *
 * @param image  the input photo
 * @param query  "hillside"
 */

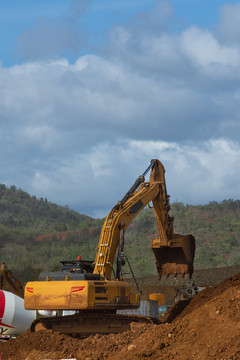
xmin=0 ymin=184 xmax=103 ymax=280
xmin=126 ymin=199 xmax=240 ymax=276
xmin=0 ymin=184 xmax=98 ymax=233
xmin=0 ymin=184 xmax=239 ymax=281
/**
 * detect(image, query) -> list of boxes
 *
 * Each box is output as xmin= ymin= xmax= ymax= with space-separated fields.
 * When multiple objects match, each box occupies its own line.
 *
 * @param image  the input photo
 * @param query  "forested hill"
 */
xmin=0 ymin=184 xmax=239 ymax=281
xmin=0 ymin=184 xmax=98 ymax=232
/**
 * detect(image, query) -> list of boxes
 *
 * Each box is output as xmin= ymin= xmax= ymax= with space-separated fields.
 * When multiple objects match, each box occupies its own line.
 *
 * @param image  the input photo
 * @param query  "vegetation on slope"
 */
xmin=125 ymin=200 xmax=240 ymax=277
xmin=0 ymin=184 xmax=239 ymax=281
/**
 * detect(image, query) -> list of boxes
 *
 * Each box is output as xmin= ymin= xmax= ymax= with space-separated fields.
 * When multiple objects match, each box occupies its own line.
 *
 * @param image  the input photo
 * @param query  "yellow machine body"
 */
xmin=25 ymin=279 xmax=139 ymax=310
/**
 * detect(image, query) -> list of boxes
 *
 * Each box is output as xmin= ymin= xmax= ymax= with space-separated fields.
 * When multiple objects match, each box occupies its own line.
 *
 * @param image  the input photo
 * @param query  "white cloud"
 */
xmin=1 ymin=1 xmax=240 ymax=216
xmin=17 ymin=125 xmax=63 ymax=152
xmin=180 ymin=26 xmax=240 ymax=68
xmin=25 ymin=138 xmax=240 ymax=217
xmin=216 ymin=3 xmax=240 ymax=43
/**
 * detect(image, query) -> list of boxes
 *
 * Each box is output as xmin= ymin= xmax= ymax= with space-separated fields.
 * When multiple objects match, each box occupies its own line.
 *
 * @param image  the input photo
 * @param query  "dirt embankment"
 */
xmin=0 ymin=272 xmax=240 ymax=360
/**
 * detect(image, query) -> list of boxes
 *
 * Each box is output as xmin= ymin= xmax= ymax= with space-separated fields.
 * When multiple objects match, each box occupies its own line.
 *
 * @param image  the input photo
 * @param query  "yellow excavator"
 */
xmin=0 ymin=262 xmax=24 ymax=298
xmin=24 ymin=159 xmax=195 ymax=335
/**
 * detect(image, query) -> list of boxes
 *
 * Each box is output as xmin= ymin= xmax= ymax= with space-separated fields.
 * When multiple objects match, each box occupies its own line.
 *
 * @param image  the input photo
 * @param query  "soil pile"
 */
xmin=0 ymin=273 xmax=240 ymax=360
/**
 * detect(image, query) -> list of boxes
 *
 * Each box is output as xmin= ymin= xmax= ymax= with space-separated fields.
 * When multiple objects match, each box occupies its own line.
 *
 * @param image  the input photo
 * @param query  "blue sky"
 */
xmin=1 ymin=0 xmax=154 ymax=66
xmin=0 ymin=0 xmax=240 ymax=217
xmin=1 ymin=0 xmax=239 ymax=67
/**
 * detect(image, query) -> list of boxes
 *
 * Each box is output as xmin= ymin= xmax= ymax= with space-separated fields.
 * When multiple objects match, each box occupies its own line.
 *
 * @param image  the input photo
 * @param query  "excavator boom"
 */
xmin=0 ymin=263 xmax=24 ymax=298
xmin=149 ymin=159 xmax=195 ymax=278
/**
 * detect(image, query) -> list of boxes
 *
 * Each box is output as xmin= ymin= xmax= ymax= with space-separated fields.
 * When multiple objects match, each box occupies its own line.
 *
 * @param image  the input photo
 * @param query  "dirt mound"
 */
xmin=0 ymin=330 xmax=80 ymax=359
xmin=0 ymin=273 xmax=240 ymax=359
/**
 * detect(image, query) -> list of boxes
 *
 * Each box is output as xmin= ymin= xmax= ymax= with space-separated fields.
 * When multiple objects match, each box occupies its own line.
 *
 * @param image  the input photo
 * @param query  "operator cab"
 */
xmin=38 ymin=258 xmax=103 ymax=281
xmin=60 ymin=258 xmax=94 ymax=274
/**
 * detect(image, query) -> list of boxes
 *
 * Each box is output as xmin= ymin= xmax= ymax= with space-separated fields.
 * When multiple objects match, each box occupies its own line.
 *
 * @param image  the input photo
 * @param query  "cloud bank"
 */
xmin=1 ymin=0 xmax=240 ymax=217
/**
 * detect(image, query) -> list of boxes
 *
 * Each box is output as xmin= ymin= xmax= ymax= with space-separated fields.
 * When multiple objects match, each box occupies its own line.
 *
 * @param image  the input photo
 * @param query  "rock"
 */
xmin=128 ymin=344 xmax=137 ymax=351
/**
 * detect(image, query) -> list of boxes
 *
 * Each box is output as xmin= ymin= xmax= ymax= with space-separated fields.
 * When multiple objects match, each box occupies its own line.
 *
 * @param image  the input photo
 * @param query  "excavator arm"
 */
xmin=150 ymin=160 xmax=195 ymax=279
xmin=94 ymin=179 xmax=161 ymax=279
xmin=94 ymin=159 xmax=195 ymax=280
xmin=0 ymin=263 xmax=24 ymax=298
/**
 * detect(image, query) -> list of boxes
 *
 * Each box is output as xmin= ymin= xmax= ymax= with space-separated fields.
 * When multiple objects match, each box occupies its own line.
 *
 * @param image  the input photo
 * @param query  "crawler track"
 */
xmin=31 ymin=312 xmax=160 ymax=337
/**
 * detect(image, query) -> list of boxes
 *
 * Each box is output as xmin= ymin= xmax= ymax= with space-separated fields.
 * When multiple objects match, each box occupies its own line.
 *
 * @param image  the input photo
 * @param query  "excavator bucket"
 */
xmin=151 ymin=234 xmax=195 ymax=279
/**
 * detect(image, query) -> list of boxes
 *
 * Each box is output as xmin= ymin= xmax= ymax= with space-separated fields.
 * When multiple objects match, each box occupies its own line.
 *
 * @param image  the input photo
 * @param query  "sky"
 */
xmin=1 ymin=0 xmax=240 ymax=218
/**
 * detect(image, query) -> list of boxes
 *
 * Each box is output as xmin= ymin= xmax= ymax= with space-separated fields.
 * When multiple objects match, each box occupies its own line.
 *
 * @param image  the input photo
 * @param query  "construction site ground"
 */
xmin=135 ymin=264 xmax=240 ymax=304
xmin=0 ymin=265 xmax=240 ymax=359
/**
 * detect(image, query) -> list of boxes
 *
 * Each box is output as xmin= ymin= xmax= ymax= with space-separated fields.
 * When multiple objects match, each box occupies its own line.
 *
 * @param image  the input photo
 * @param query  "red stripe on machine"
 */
xmin=26 ymin=287 xmax=33 ymax=293
xmin=71 ymin=286 xmax=85 ymax=293
xmin=0 ymin=291 xmax=5 ymax=320
xmin=0 ymin=321 xmax=14 ymax=329
xmin=0 ymin=291 xmax=15 ymax=328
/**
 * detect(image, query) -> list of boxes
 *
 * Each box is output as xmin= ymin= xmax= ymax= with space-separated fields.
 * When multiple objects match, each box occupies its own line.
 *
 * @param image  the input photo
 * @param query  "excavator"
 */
xmin=24 ymin=159 xmax=195 ymax=336
xmin=0 ymin=262 xmax=24 ymax=298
